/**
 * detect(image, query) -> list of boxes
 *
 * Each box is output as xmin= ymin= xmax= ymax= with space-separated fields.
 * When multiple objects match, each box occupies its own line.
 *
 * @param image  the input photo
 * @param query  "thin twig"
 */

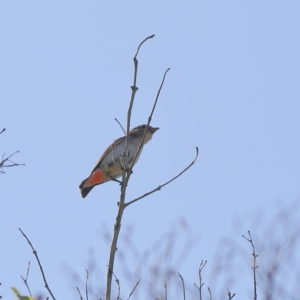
xmin=19 ymin=228 xmax=56 ymax=300
xmin=126 ymin=280 xmax=140 ymax=300
xmin=242 ymin=230 xmax=258 ymax=300
xmin=0 ymin=151 xmax=24 ymax=172
xmin=194 ymin=260 xmax=207 ymax=300
xmin=130 ymin=68 xmax=170 ymax=170
xmin=114 ymin=118 xmax=126 ymax=136
xmin=125 ymin=147 xmax=198 ymax=207
xmin=85 ymin=269 xmax=89 ymax=300
xmin=207 ymin=287 xmax=212 ymax=300
xmin=112 ymin=118 xmax=126 ymax=171
xmin=127 ymin=34 xmax=155 ymax=135
xmin=164 ymin=282 xmax=167 ymax=300
xmin=76 ymin=287 xmax=83 ymax=300
xmin=21 ymin=261 xmax=32 ymax=297
xmin=112 ymin=271 xmax=120 ymax=300
xmin=178 ymin=273 xmax=186 ymax=300
xmin=227 ymin=289 xmax=236 ymax=299
xmin=0 ymin=128 xmax=24 ymax=172
xmin=105 ymin=35 xmax=155 ymax=300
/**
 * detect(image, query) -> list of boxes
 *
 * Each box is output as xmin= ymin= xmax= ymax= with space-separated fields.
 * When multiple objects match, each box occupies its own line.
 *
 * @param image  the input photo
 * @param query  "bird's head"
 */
xmin=129 ymin=124 xmax=159 ymax=144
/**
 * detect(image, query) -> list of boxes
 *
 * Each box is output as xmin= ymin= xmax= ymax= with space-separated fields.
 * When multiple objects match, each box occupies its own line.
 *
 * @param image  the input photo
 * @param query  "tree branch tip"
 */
xmin=134 ymin=34 xmax=156 ymax=58
xmin=114 ymin=118 xmax=126 ymax=136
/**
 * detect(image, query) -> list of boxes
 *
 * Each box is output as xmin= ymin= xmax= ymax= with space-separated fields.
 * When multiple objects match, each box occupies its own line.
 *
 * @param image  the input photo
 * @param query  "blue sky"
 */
xmin=1 ymin=1 xmax=300 ymax=299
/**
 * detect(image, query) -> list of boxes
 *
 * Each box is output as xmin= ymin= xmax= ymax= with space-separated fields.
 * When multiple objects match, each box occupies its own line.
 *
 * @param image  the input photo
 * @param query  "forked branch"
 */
xmin=0 ymin=128 xmax=24 ymax=173
xmin=105 ymin=35 xmax=156 ymax=300
xmin=194 ymin=260 xmax=207 ymax=300
xmin=105 ymin=34 xmax=197 ymax=300
xmin=19 ymin=228 xmax=56 ymax=300
xmin=130 ymin=68 xmax=170 ymax=170
xmin=21 ymin=261 xmax=32 ymax=297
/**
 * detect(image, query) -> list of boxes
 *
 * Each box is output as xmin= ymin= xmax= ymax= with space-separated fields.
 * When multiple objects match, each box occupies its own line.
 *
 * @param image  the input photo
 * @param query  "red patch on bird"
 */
xmin=86 ymin=169 xmax=104 ymax=186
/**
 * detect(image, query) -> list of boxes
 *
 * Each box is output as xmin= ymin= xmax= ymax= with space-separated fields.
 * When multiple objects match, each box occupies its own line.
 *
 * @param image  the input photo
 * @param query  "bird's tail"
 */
xmin=80 ymin=185 xmax=95 ymax=198
xmin=79 ymin=177 xmax=93 ymax=198
xmin=79 ymin=169 xmax=105 ymax=198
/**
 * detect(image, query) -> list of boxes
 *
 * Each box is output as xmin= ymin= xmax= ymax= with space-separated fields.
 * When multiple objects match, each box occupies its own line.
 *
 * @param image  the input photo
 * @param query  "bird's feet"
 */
xmin=111 ymin=177 xmax=123 ymax=185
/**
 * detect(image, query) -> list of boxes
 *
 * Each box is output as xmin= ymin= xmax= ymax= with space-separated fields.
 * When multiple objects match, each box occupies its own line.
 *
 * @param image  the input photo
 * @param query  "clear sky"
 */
xmin=1 ymin=1 xmax=300 ymax=299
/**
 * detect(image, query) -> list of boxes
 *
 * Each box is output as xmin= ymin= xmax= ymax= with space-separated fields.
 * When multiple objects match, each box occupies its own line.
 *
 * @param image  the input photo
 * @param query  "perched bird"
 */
xmin=79 ymin=124 xmax=159 ymax=198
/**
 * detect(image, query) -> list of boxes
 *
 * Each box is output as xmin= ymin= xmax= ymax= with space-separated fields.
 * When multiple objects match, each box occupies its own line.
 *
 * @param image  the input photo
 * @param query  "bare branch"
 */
xmin=112 ymin=271 xmax=120 ymax=300
xmin=20 ymin=261 xmax=32 ymax=297
xmin=105 ymin=35 xmax=155 ymax=300
xmin=85 ymin=269 xmax=89 ymax=300
xmin=0 ymin=128 xmax=24 ymax=173
xmin=164 ymin=282 xmax=167 ymax=300
xmin=114 ymin=118 xmax=126 ymax=136
xmin=130 ymin=68 xmax=170 ymax=170
xmin=126 ymin=280 xmax=140 ymax=300
xmin=127 ymin=34 xmax=155 ymax=135
xmin=134 ymin=35 xmax=155 ymax=59
xmin=207 ymin=287 xmax=212 ymax=300
xmin=194 ymin=260 xmax=207 ymax=300
xmin=178 ymin=273 xmax=186 ymax=300
xmin=19 ymin=228 xmax=56 ymax=300
xmin=76 ymin=287 xmax=83 ymax=300
xmin=242 ymin=230 xmax=258 ymax=300
xmin=227 ymin=289 xmax=236 ymax=299
xmin=0 ymin=151 xmax=24 ymax=173
xmin=125 ymin=147 xmax=198 ymax=207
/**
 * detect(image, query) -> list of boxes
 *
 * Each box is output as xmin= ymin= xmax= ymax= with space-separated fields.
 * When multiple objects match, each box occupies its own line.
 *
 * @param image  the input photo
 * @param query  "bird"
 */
xmin=79 ymin=124 xmax=159 ymax=198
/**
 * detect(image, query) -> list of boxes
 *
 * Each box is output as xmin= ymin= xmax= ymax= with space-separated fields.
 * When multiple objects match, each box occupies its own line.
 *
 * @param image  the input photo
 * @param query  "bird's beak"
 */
xmin=151 ymin=127 xmax=160 ymax=133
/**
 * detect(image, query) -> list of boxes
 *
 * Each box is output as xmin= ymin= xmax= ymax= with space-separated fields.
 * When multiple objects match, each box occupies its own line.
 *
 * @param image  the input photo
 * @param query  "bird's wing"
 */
xmin=90 ymin=136 xmax=125 ymax=174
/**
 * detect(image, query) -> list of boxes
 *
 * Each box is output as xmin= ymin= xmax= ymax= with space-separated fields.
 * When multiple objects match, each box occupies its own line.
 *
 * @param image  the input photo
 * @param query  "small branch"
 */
xmin=76 ymin=287 xmax=83 ymax=300
xmin=114 ymin=118 xmax=126 ymax=136
xmin=85 ymin=269 xmax=89 ymax=300
xmin=19 ymin=228 xmax=56 ymax=300
xmin=164 ymin=282 xmax=167 ymax=300
xmin=0 ymin=151 xmax=24 ymax=173
xmin=242 ymin=230 xmax=258 ymax=300
xmin=126 ymin=280 xmax=140 ymax=300
xmin=127 ymin=34 xmax=155 ymax=135
xmin=130 ymin=68 xmax=170 ymax=170
xmin=178 ymin=273 xmax=186 ymax=300
xmin=148 ymin=68 xmax=170 ymax=122
xmin=21 ymin=261 xmax=32 ymax=297
xmin=194 ymin=260 xmax=207 ymax=300
xmin=207 ymin=287 xmax=212 ymax=300
xmin=112 ymin=271 xmax=120 ymax=300
xmin=227 ymin=289 xmax=236 ymax=299
xmin=105 ymin=35 xmax=155 ymax=300
xmin=125 ymin=147 xmax=198 ymax=207
xmin=0 ymin=128 xmax=24 ymax=173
